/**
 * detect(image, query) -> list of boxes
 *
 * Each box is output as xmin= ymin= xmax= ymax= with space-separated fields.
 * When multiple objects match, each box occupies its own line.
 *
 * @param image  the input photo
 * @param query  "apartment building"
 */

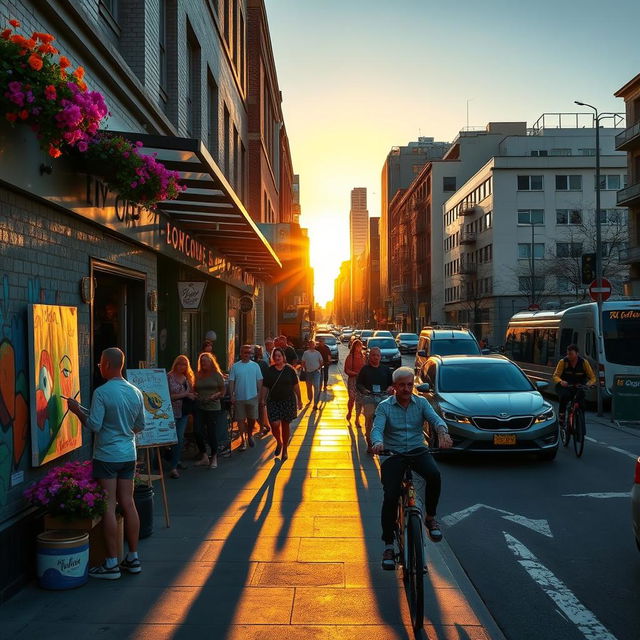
xmin=350 ymin=187 xmax=369 ymax=325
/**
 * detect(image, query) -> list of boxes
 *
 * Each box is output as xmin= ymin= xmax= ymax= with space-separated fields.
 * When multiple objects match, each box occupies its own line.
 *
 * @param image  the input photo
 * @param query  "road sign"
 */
xmin=588 ymin=278 xmax=612 ymax=302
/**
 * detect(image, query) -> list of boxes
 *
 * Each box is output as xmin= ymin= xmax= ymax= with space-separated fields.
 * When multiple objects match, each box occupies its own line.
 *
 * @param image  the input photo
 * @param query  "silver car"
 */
xmin=416 ymin=355 xmax=558 ymax=460
xmin=366 ymin=337 xmax=402 ymax=369
xmin=633 ymin=457 xmax=640 ymax=551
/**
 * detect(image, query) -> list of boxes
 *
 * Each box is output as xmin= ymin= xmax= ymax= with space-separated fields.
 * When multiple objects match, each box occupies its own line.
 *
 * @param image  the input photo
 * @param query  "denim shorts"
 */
xmin=92 ymin=459 xmax=136 ymax=480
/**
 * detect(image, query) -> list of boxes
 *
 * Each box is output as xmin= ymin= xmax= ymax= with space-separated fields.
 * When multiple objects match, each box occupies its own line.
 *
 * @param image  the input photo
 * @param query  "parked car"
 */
xmin=396 ymin=332 xmax=419 ymax=354
xmin=340 ymin=328 xmax=353 ymax=343
xmin=366 ymin=337 xmax=402 ymax=369
xmin=314 ymin=333 xmax=339 ymax=363
xmin=415 ymin=355 xmax=558 ymax=460
xmin=373 ymin=330 xmax=394 ymax=338
xmin=360 ymin=329 xmax=375 ymax=346
xmin=414 ymin=326 xmax=481 ymax=374
xmin=633 ymin=457 xmax=640 ymax=551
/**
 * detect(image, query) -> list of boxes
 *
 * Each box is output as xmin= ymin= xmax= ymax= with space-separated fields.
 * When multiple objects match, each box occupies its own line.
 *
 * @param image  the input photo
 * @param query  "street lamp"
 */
xmin=574 ymin=100 xmax=604 ymax=416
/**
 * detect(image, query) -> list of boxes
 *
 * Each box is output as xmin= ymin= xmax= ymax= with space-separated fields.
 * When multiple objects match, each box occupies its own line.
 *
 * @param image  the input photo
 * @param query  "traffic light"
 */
xmin=581 ymin=253 xmax=597 ymax=285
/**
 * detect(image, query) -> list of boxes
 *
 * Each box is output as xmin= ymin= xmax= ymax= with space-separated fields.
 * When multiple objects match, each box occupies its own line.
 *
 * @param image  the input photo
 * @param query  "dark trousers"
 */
xmin=194 ymin=409 xmax=221 ymax=456
xmin=321 ymin=364 xmax=329 ymax=389
xmin=557 ymin=385 xmax=585 ymax=419
xmin=380 ymin=451 xmax=441 ymax=544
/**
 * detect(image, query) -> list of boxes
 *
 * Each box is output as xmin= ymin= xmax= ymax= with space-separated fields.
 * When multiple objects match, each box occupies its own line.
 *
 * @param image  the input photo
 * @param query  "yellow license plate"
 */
xmin=493 ymin=434 xmax=516 ymax=445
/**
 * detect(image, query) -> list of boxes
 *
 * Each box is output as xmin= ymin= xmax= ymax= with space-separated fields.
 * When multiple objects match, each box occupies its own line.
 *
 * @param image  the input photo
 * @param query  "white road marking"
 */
xmin=504 ymin=532 xmax=619 ymax=640
xmin=563 ymin=492 xmax=630 ymax=499
xmin=442 ymin=503 xmax=552 ymax=537
xmin=606 ymin=446 xmax=638 ymax=460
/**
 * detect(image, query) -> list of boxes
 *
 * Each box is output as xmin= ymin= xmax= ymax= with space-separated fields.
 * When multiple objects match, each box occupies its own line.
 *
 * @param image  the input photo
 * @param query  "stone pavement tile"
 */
xmin=297 ymin=537 xmax=379 ymax=562
xmin=252 ymin=562 xmax=344 ymax=587
xmin=289 ymin=501 xmax=379 ymax=518
xmin=222 ymin=625 xmax=412 ymax=640
xmin=200 ymin=515 xmax=315 ymax=539
xmin=124 ymin=560 xmax=258 ymax=587
xmin=144 ymin=515 xmax=221 ymax=539
xmin=312 ymin=516 xmax=379 ymax=538
xmin=199 ymin=536 xmax=301 ymax=562
xmin=291 ymin=586 xmax=409 ymax=625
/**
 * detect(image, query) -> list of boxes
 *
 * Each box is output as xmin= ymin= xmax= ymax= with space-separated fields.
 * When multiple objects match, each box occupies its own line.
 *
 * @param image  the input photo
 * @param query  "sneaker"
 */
xmin=220 ymin=446 xmax=231 ymax=458
xmin=208 ymin=455 xmax=218 ymax=469
xmin=381 ymin=548 xmax=395 ymax=571
xmin=89 ymin=563 xmax=121 ymax=580
xmin=240 ymin=440 xmax=247 ymax=451
xmin=120 ymin=557 xmax=142 ymax=574
xmin=425 ymin=518 xmax=443 ymax=543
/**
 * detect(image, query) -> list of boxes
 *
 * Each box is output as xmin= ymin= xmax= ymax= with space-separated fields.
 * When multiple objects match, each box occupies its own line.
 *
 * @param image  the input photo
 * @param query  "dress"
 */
xmin=344 ymin=351 xmax=365 ymax=406
xmin=263 ymin=364 xmax=299 ymax=422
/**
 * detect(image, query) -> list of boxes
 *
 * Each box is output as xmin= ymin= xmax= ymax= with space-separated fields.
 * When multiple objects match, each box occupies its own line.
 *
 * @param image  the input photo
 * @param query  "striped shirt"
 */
xmin=371 ymin=394 xmax=447 ymax=453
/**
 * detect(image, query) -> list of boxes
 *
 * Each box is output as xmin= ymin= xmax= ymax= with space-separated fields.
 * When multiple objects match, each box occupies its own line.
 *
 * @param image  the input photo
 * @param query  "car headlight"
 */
xmin=534 ymin=407 xmax=555 ymax=423
xmin=443 ymin=411 xmax=472 ymax=424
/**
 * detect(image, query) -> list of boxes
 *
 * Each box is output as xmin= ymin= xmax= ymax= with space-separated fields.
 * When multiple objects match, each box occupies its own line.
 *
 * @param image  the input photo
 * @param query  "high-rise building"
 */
xmin=366 ymin=217 xmax=382 ymax=326
xmin=350 ymin=188 xmax=369 ymax=324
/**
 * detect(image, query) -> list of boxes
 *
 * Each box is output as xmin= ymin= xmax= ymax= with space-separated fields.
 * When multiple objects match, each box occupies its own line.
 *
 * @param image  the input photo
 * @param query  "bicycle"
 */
xmin=378 ymin=447 xmax=434 ymax=635
xmin=560 ymin=384 xmax=591 ymax=458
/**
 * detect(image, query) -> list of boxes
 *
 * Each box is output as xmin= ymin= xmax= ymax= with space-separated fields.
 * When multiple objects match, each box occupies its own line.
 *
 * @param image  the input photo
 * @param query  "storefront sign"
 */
xmin=612 ymin=374 xmax=640 ymax=424
xmin=178 ymin=281 xmax=207 ymax=310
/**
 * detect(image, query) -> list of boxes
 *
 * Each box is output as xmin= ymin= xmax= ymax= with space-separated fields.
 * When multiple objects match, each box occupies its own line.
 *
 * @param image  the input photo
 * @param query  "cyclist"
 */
xmin=370 ymin=367 xmax=453 ymax=570
xmin=552 ymin=343 xmax=596 ymax=429
xmin=356 ymin=346 xmax=393 ymax=455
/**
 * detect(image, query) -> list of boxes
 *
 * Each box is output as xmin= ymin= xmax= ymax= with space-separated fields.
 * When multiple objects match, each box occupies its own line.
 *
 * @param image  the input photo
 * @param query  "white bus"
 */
xmin=504 ymin=300 xmax=640 ymax=400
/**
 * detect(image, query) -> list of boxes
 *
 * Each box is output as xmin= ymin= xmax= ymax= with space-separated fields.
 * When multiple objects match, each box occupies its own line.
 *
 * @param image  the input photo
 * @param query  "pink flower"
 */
xmin=77 ymin=140 xmax=88 ymax=152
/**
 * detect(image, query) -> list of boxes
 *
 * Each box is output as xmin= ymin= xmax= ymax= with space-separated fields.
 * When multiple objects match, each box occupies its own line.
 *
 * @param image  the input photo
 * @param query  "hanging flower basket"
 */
xmin=0 ymin=20 xmax=184 ymax=208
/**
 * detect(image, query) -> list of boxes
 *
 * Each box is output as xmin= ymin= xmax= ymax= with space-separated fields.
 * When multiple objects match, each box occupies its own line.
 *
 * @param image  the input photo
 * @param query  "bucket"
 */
xmin=134 ymin=485 xmax=154 ymax=539
xmin=37 ymin=530 xmax=89 ymax=590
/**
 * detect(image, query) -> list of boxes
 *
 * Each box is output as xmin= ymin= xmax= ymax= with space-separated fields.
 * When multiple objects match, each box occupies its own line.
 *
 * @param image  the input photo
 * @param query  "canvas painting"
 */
xmin=28 ymin=304 xmax=82 ymax=466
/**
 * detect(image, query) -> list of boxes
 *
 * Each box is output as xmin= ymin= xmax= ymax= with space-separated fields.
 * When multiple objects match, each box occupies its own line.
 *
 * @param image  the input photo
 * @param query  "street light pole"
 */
xmin=574 ymin=100 xmax=603 ymax=416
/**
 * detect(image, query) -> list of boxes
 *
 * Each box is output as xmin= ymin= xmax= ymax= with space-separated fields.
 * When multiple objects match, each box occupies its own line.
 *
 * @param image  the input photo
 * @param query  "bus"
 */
xmin=504 ymin=300 xmax=640 ymax=400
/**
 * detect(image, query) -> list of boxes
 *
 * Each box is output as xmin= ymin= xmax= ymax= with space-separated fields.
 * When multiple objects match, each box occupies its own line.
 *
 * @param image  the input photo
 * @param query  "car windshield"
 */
xmin=398 ymin=334 xmax=418 ymax=341
xmin=602 ymin=309 xmax=640 ymax=366
xmin=361 ymin=331 xmax=374 ymax=338
xmin=374 ymin=331 xmax=392 ymax=337
xmin=439 ymin=363 xmax=534 ymax=392
xmin=317 ymin=336 xmax=337 ymax=345
xmin=368 ymin=338 xmax=397 ymax=349
xmin=430 ymin=339 xmax=480 ymax=356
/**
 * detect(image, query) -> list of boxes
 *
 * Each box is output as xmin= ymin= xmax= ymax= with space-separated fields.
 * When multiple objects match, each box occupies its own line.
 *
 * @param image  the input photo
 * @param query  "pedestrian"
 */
xmin=228 ymin=344 xmax=263 ymax=449
xmin=301 ymin=339 xmax=323 ymax=410
xmin=316 ymin=336 xmax=332 ymax=392
xmin=67 ymin=347 xmax=144 ymax=579
xmin=259 ymin=346 xmax=302 ymax=462
xmin=193 ymin=352 xmax=226 ymax=469
xmin=200 ymin=339 xmax=214 ymax=354
xmin=264 ymin=337 xmax=275 ymax=364
xmin=166 ymin=354 xmax=196 ymax=478
xmin=280 ymin=335 xmax=299 ymax=366
xmin=344 ymin=338 xmax=365 ymax=425
xmin=253 ymin=345 xmax=270 ymax=436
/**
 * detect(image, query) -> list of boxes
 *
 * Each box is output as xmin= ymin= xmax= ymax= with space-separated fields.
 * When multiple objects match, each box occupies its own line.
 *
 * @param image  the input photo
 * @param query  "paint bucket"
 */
xmin=37 ymin=530 xmax=89 ymax=590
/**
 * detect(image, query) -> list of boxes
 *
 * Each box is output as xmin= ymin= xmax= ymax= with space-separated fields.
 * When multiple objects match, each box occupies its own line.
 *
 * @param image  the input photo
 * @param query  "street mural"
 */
xmin=28 ymin=304 xmax=82 ymax=466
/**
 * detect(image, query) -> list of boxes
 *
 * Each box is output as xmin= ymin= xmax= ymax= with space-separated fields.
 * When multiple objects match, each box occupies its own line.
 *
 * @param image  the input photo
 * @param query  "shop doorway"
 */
xmin=92 ymin=262 xmax=146 ymax=387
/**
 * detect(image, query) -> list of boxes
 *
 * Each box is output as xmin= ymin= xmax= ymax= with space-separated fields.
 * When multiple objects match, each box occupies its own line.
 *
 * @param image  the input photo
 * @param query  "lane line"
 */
xmin=607 ymin=446 xmax=638 ymax=460
xmin=504 ymin=532 xmax=619 ymax=640
xmin=563 ymin=492 xmax=630 ymax=499
xmin=584 ymin=436 xmax=637 ymax=460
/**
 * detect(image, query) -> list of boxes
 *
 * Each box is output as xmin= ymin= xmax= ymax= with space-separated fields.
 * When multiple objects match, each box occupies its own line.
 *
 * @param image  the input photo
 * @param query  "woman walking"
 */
xmin=194 ymin=352 xmax=226 ymax=469
xmin=344 ymin=339 xmax=365 ymax=425
xmin=300 ymin=339 xmax=323 ymax=410
xmin=167 ymin=355 xmax=196 ymax=479
xmin=260 ymin=347 xmax=302 ymax=462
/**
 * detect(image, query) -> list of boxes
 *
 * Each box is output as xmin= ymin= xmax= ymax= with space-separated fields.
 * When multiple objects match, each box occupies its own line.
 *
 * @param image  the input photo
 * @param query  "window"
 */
xmin=186 ymin=30 xmax=201 ymax=138
xmin=443 ymin=176 xmax=456 ymax=191
xmin=223 ymin=104 xmax=230 ymax=177
xmin=531 ymin=150 xmax=548 ymax=157
xmin=597 ymin=175 xmax=624 ymax=190
xmin=556 ymin=209 xmax=582 ymax=225
xmin=207 ymin=71 xmax=219 ymax=158
xmin=580 ymin=148 xmax=596 ymax=156
xmin=598 ymin=208 xmax=626 ymax=224
xmin=555 ymin=175 xmax=582 ymax=190
xmin=518 ymin=243 xmax=545 ymax=259
xmin=159 ymin=0 xmax=167 ymax=95
xmin=517 ymin=175 xmax=543 ymax=190
xmin=556 ymin=242 xmax=582 ymax=257
xmin=557 ymin=276 xmax=572 ymax=292
xmin=518 ymin=209 xmax=544 ymax=225
xmin=519 ymin=276 xmax=545 ymax=292
xmin=550 ymin=148 xmax=571 ymax=156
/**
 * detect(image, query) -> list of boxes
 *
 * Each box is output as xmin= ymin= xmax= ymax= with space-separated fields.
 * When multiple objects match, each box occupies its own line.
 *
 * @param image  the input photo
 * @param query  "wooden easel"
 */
xmin=137 ymin=444 xmax=171 ymax=527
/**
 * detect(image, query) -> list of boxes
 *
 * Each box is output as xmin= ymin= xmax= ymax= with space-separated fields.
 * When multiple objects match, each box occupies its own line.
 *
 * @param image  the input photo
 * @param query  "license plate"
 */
xmin=493 ymin=434 xmax=516 ymax=445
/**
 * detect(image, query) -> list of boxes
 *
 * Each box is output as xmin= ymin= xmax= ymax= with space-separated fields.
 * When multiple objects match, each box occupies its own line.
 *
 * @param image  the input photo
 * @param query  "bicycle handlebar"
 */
xmin=377 ymin=447 xmax=438 ymax=457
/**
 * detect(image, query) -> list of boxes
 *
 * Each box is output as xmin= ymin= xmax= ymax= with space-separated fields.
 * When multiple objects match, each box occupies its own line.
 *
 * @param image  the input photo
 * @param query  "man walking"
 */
xmin=229 ymin=344 xmax=263 ymax=449
xmin=316 ymin=336 xmax=332 ymax=392
xmin=67 ymin=347 xmax=145 ymax=579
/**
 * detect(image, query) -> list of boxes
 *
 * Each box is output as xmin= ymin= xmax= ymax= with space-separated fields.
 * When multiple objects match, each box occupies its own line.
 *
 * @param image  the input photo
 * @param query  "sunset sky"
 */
xmin=265 ymin=0 xmax=640 ymax=306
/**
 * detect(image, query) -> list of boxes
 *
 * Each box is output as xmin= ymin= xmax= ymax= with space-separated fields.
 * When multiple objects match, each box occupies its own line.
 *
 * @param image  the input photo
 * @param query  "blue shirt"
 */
xmin=87 ymin=378 xmax=145 ymax=462
xmin=371 ymin=394 xmax=447 ymax=453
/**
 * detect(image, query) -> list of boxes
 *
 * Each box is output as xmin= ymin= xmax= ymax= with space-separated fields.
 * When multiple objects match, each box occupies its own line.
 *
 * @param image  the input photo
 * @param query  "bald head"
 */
xmin=99 ymin=347 xmax=125 ymax=380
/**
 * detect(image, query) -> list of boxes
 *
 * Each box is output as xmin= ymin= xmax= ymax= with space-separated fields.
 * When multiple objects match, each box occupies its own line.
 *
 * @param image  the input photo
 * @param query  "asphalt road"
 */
xmin=339 ymin=343 xmax=640 ymax=640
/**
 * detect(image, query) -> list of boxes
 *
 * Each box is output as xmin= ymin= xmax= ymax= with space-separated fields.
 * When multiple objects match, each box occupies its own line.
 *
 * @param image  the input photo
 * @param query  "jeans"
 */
xmin=321 ymin=364 xmax=329 ymax=389
xmin=380 ymin=450 xmax=441 ymax=544
xmin=216 ymin=409 xmax=230 ymax=449
xmin=557 ymin=385 xmax=585 ymax=420
xmin=169 ymin=414 xmax=189 ymax=470
xmin=307 ymin=369 xmax=321 ymax=406
xmin=195 ymin=409 xmax=224 ymax=456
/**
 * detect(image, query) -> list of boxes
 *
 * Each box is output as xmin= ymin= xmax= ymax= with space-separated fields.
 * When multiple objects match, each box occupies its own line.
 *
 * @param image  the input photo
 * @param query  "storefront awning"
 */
xmin=105 ymin=131 xmax=282 ymax=279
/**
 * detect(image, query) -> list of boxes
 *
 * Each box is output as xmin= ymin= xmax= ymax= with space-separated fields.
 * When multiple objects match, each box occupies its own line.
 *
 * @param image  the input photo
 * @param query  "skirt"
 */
xmin=347 ymin=376 xmax=363 ymax=408
xmin=267 ymin=395 xmax=298 ymax=423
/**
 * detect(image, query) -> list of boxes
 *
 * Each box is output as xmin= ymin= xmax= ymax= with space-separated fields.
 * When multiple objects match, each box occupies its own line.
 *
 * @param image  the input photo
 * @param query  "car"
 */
xmin=360 ymin=329 xmax=375 ymax=346
xmin=633 ymin=457 xmax=640 ymax=551
xmin=373 ymin=330 xmax=394 ymax=338
xmin=396 ymin=332 xmax=419 ymax=354
xmin=414 ymin=326 xmax=481 ymax=374
xmin=340 ymin=328 xmax=353 ymax=343
xmin=314 ymin=333 xmax=339 ymax=363
xmin=366 ymin=337 xmax=402 ymax=369
xmin=415 ymin=354 xmax=558 ymax=459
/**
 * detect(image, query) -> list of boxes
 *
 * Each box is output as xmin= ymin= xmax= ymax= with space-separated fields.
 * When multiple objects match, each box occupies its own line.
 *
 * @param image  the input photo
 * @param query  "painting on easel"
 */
xmin=28 ymin=304 xmax=82 ymax=466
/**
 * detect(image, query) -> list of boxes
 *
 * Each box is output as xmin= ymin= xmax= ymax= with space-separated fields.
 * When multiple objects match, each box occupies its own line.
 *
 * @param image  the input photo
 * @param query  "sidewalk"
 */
xmin=1 ymin=369 xmax=503 ymax=640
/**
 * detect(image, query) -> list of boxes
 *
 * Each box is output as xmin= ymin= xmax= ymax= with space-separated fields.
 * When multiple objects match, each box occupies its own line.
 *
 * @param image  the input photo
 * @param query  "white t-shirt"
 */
xmin=302 ymin=350 xmax=323 ymax=372
xmin=229 ymin=360 xmax=263 ymax=401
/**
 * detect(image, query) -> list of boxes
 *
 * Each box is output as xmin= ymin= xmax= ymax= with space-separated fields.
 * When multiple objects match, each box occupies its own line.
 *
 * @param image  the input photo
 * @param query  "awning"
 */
xmin=104 ymin=131 xmax=282 ymax=279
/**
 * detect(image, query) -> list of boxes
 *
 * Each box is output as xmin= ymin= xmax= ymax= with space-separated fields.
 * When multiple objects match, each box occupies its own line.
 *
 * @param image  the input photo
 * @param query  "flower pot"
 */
xmin=37 ymin=530 xmax=89 ymax=590
xmin=134 ymin=485 xmax=154 ymax=539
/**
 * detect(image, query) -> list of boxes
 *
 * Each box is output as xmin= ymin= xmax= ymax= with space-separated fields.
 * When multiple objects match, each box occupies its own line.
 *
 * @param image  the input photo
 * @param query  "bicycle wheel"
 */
xmin=573 ymin=408 xmax=585 ymax=458
xmin=406 ymin=513 xmax=425 ymax=632
xmin=560 ymin=415 xmax=570 ymax=448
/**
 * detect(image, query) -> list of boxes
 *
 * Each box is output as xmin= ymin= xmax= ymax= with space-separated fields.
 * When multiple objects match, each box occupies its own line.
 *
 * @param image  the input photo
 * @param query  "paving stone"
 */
xmin=312 ymin=516 xmax=379 ymax=538
xmin=298 ymin=537 xmax=380 ymax=562
xmin=199 ymin=536 xmax=301 ymax=562
xmin=252 ymin=562 xmax=344 ymax=586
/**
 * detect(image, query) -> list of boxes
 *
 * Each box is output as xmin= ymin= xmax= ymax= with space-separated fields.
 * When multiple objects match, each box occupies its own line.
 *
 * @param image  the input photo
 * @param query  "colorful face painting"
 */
xmin=28 ymin=305 xmax=82 ymax=466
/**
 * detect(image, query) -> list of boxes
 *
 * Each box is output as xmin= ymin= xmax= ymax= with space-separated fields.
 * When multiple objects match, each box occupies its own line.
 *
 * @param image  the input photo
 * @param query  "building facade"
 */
xmin=349 ymin=187 xmax=368 ymax=325
xmin=366 ymin=217 xmax=382 ymax=326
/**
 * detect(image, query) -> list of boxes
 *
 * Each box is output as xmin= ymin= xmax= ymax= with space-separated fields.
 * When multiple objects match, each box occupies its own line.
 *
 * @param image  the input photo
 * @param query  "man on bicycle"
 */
xmin=370 ymin=367 xmax=453 ymax=570
xmin=552 ymin=344 xmax=596 ymax=428
xmin=356 ymin=346 xmax=393 ymax=455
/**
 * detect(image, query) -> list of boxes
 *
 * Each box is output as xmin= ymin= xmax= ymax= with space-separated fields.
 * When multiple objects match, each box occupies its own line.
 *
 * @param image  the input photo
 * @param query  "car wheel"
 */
xmin=538 ymin=447 xmax=558 ymax=461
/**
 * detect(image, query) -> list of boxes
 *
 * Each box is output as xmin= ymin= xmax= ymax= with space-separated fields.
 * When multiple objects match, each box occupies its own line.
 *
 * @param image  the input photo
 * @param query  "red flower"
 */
xmin=1 ymin=28 xmax=11 ymax=39
xmin=73 ymin=66 xmax=85 ymax=80
xmin=77 ymin=80 xmax=87 ymax=92
xmin=44 ymin=84 xmax=57 ymax=101
xmin=9 ymin=19 xmax=20 ymax=28
xmin=59 ymin=56 xmax=71 ymax=69
xmin=37 ymin=43 xmax=58 ymax=55
xmin=32 ymin=32 xmax=55 ymax=44
xmin=5 ymin=113 xmax=17 ymax=123
xmin=27 ymin=54 xmax=43 ymax=71
xmin=18 ymin=110 xmax=28 ymax=120
xmin=48 ymin=145 xmax=62 ymax=158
